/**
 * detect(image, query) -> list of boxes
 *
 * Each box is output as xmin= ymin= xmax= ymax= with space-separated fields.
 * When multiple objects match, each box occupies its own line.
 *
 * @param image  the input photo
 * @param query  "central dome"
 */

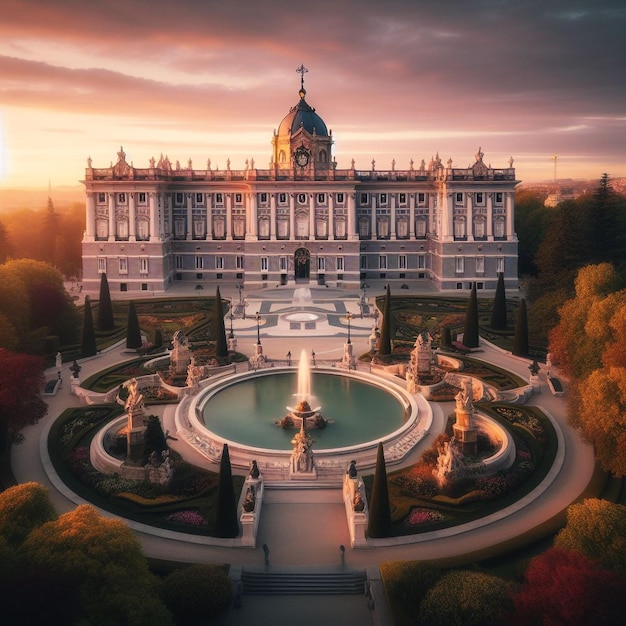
xmin=278 ymin=88 xmax=329 ymax=137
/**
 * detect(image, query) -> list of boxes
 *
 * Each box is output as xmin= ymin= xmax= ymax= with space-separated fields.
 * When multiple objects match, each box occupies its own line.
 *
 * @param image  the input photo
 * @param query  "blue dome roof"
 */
xmin=278 ymin=89 xmax=328 ymax=137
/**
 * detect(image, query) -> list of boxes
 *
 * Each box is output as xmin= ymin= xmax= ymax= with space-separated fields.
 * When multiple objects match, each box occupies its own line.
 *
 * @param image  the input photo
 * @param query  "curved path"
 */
xmin=11 ymin=286 xmax=596 ymax=623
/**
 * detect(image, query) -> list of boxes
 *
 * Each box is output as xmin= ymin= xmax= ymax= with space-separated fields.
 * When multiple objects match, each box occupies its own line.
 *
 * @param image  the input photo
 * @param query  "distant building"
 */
xmin=81 ymin=72 xmax=519 ymax=295
xmin=544 ymin=187 xmax=576 ymax=207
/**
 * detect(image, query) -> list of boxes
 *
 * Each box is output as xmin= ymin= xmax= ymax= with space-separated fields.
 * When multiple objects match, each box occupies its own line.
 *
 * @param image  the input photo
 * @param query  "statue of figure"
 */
xmin=291 ymin=423 xmax=314 ymax=473
xmin=124 ymin=378 xmax=145 ymax=414
xmin=87 ymin=156 xmax=92 ymax=168
xmin=250 ymin=157 xmax=255 ymax=169
xmin=70 ymin=360 xmax=81 ymax=379
xmin=455 ymin=379 xmax=474 ymax=413
xmin=243 ymin=486 xmax=256 ymax=512
xmin=55 ymin=352 xmax=62 ymax=370
xmin=249 ymin=459 xmax=260 ymax=479
xmin=347 ymin=459 xmax=357 ymax=479
xmin=149 ymin=156 xmax=156 ymax=168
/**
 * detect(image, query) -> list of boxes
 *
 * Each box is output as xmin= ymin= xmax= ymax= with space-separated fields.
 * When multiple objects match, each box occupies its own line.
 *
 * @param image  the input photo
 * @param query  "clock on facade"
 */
xmin=294 ymin=146 xmax=310 ymax=167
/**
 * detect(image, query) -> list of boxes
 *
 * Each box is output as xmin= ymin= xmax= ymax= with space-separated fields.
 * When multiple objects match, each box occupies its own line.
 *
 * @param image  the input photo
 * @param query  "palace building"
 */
xmin=81 ymin=70 xmax=519 ymax=295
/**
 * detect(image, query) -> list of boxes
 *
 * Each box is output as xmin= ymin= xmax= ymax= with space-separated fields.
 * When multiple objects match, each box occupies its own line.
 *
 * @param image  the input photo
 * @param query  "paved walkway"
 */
xmin=12 ymin=284 xmax=595 ymax=626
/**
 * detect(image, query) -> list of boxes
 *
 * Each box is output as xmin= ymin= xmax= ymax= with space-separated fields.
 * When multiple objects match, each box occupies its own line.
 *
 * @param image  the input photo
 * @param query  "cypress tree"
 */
xmin=442 ymin=326 xmax=452 ymax=348
xmin=368 ymin=441 xmax=392 ymax=538
xmin=378 ymin=284 xmax=392 ymax=357
xmin=143 ymin=415 xmax=168 ymax=463
xmin=512 ymin=298 xmax=529 ymax=357
xmin=462 ymin=282 xmax=479 ymax=348
xmin=97 ymin=272 xmax=115 ymax=331
xmin=81 ymin=295 xmax=97 ymax=357
xmin=490 ymin=272 xmax=508 ymax=330
xmin=215 ymin=443 xmax=238 ymax=538
xmin=126 ymin=301 xmax=142 ymax=350
xmin=214 ymin=287 xmax=228 ymax=358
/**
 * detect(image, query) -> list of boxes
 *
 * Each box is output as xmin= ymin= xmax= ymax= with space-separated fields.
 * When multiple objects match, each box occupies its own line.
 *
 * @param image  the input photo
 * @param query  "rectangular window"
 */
xmin=196 ymin=193 xmax=203 ymax=203
xmin=317 ymin=257 xmax=325 ymax=271
xmin=118 ymin=257 xmax=128 ymax=274
xmin=496 ymin=257 xmax=505 ymax=274
xmin=360 ymin=193 xmax=369 ymax=204
xmin=215 ymin=256 xmax=224 ymax=270
xmin=139 ymin=257 xmax=149 ymax=275
xmin=455 ymin=256 xmax=465 ymax=273
xmin=337 ymin=193 xmax=344 ymax=204
xmin=120 ymin=283 xmax=127 ymax=292
xmin=418 ymin=192 xmax=425 ymax=206
xmin=98 ymin=192 xmax=106 ymax=203
xmin=455 ymin=192 xmax=463 ymax=204
xmin=279 ymin=193 xmax=286 ymax=203
xmin=417 ymin=255 xmax=425 ymax=269
xmin=398 ymin=255 xmax=407 ymax=269
xmin=336 ymin=256 xmax=344 ymax=272
xmin=495 ymin=192 xmax=503 ymax=204
xmin=261 ymin=257 xmax=268 ymax=272
xmin=476 ymin=256 xmax=485 ymax=274
xmin=235 ymin=193 xmax=242 ymax=204
xmin=380 ymin=193 xmax=387 ymax=205
xmin=379 ymin=255 xmax=387 ymax=270
xmin=139 ymin=192 xmax=146 ymax=203
xmin=97 ymin=257 xmax=107 ymax=273
xmin=317 ymin=193 xmax=325 ymax=204
xmin=360 ymin=255 xmax=367 ymax=270
xmin=279 ymin=256 xmax=287 ymax=271
xmin=195 ymin=256 xmax=203 ymax=270
xmin=236 ymin=255 xmax=244 ymax=270
xmin=118 ymin=193 xmax=126 ymax=204
xmin=175 ymin=255 xmax=184 ymax=270
xmin=260 ymin=192 xmax=268 ymax=203
xmin=399 ymin=193 xmax=406 ymax=205
xmin=476 ymin=192 xmax=484 ymax=204
xmin=141 ymin=283 xmax=148 ymax=291
xmin=176 ymin=193 xmax=183 ymax=205
xmin=215 ymin=193 xmax=223 ymax=204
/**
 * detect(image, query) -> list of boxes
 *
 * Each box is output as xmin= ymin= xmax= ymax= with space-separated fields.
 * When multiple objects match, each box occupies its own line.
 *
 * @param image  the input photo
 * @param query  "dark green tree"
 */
xmin=442 ymin=326 xmax=452 ymax=348
xmin=512 ymin=298 xmax=529 ymax=357
xmin=215 ymin=443 xmax=238 ymax=538
xmin=490 ymin=272 xmax=508 ymax=330
xmin=462 ymin=282 xmax=479 ymax=348
xmin=214 ymin=287 xmax=228 ymax=358
xmin=81 ymin=296 xmax=97 ymax=357
xmin=97 ymin=272 xmax=115 ymax=331
xmin=126 ymin=301 xmax=142 ymax=350
xmin=368 ymin=442 xmax=392 ymax=538
xmin=378 ymin=284 xmax=392 ymax=357
xmin=143 ymin=415 xmax=168 ymax=463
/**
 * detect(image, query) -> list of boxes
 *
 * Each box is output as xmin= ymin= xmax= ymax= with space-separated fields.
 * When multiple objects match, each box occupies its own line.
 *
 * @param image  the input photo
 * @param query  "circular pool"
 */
xmin=201 ymin=372 xmax=407 ymax=450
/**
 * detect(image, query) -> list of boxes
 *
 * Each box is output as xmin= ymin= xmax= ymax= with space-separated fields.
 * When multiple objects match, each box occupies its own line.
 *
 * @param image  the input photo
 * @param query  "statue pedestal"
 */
xmin=341 ymin=342 xmax=356 ymax=369
xmin=453 ymin=423 xmax=477 ymax=456
xmin=228 ymin=336 xmax=238 ymax=352
xmin=530 ymin=374 xmax=540 ymax=393
xmin=254 ymin=342 xmax=263 ymax=358
xmin=289 ymin=468 xmax=317 ymax=481
xmin=70 ymin=377 xmax=81 ymax=395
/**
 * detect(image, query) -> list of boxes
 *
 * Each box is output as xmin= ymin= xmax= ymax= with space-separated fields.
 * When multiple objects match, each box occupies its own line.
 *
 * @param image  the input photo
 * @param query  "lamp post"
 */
xmin=229 ymin=307 xmax=234 ymax=339
xmin=256 ymin=311 xmax=261 ymax=345
xmin=346 ymin=311 xmax=352 ymax=344
xmin=237 ymin=283 xmax=243 ymax=305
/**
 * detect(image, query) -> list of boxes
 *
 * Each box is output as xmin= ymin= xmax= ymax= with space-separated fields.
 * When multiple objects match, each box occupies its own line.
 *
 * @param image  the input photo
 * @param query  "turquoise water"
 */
xmin=201 ymin=372 xmax=405 ymax=450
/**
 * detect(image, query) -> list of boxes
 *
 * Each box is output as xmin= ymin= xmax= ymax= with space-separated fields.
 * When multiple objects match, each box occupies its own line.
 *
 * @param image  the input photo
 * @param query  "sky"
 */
xmin=0 ymin=0 xmax=624 ymax=189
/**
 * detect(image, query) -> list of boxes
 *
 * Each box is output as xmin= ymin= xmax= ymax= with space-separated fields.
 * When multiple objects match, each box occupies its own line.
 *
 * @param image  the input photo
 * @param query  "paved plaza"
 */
xmin=12 ymin=284 xmax=595 ymax=625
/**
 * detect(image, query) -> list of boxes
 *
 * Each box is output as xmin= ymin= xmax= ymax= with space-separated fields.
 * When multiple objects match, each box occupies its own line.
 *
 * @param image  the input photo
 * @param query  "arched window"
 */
xmin=319 ymin=149 xmax=328 ymax=163
xmin=279 ymin=150 xmax=286 ymax=163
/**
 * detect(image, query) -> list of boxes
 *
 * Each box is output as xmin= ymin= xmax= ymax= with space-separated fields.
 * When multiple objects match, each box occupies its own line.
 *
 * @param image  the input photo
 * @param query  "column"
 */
xmin=108 ymin=193 xmax=115 ymax=241
xmin=309 ymin=194 xmax=315 ymax=240
xmin=206 ymin=194 xmax=213 ymax=239
xmin=226 ymin=194 xmax=233 ymax=240
xmin=486 ymin=193 xmax=494 ymax=240
xmin=506 ymin=192 xmax=515 ymax=239
xmin=149 ymin=193 xmax=158 ymax=240
xmin=348 ymin=193 xmax=356 ymax=240
xmin=467 ymin=193 xmax=474 ymax=242
xmin=86 ymin=193 xmax=96 ymax=239
xmin=370 ymin=196 xmax=377 ymax=239
xmin=409 ymin=193 xmax=415 ymax=238
xmin=247 ymin=193 xmax=256 ymax=239
xmin=128 ymin=193 xmax=136 ymax=241
xmin=270 ymin=194 xmax=276 ymax=239
xmin=186 ymin=193 xmax=193 ymax=240
xmin=441 ymin=191 xmax=453 ymax=241
xmin=289 ymin=194 xmax=295 ymax=241
xmin=328 ymin=194 xmax=335 ymax=240
xmin=390 ymin=194 xmax=396 ymax=240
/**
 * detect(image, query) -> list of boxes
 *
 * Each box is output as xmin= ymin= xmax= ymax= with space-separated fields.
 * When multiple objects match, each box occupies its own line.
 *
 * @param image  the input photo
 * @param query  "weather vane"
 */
xmin=296 ymin=63 xmax=309 ymax=90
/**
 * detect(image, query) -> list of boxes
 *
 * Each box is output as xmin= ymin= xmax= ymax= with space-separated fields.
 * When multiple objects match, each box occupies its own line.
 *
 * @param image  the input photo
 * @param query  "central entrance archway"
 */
xmin=294 ymin=247 xmax=310 ymax=281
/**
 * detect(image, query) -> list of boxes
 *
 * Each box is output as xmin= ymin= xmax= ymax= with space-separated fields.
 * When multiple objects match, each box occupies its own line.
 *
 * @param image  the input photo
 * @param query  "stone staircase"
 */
xmin=241 ymin=567 xmax=367 ymax=595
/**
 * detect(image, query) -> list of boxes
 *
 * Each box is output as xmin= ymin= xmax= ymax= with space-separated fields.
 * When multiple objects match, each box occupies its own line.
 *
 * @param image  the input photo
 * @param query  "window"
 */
xmin=118 ymin=257 xmax=128 ymax=274
xmin=175 ymin=255 xmax=184 ymax=270
xmin=215 ymin=193 xmax=223 ymax=204
xmin=118 ymin=193 xmax=126 ymax=203
xmin=279 ymin=193 xmax=287 ymax=203
xmin=476 ymin=256 xmax=485 ymax=274
xmin=358 ymin=217 xmax=370 ymax=238
xmin=377 ymin=218 xmax=389 ymax=239
xmin=236 ymin=255 xmax=244 ymax=270
xmin=98 ymin=192 xmax=106 ymax=203
xmin=476 ymin=192 xmax=484 ymax=204
xmin=196 ymin=193 xmax=203 ymax=203
xmin=360 ymin=255 xmax=367 ymax=270
xmin=260 ymin=192 xmax=268 ymax=203
xmin=215 ymin=256 xmax=224 ymax=270
xmin=139 ymin=257 xmax=149 ymax=275
xmin=454 ymin=218 xmax=466 ymax=239
xmin=399 ymin=255 xmax=407 ymax=269
xmin=120 ymin=283 xmax=127 ymax=292
xmin=337 ymin=193 xmax=344 ymax=204
xmin=139 ymin=192 xmax=146 ymax=203
xmin=97 ymin=257 xmax=107 ymax=274
xmin=379 ymin=255 xmax=387 ymax=270
xmin=360 ymin=193 xmax=369 ymax=204
xmin=417 ymin=255 xmax=425 ymax=269
xmin=399 ymin=193 xmax=406 ymax=205
xmin=455 ymin=192 xmax=463 ymax=204
xmin=317 ymin=193 xmax=325 ymax=204
xmin=496 ymin=257 xmax=505 ymax=274
xmin=279 ymin=256 xmax=287 ymax=271
xmin=495 ymin=192 xmax=503 ymax=204
xmin=235 ymin=193 xmax=242 ymax=204
xmin=418 ymin=192 xmax=426 ymax=206
xmin=317 ymin=257 xmax=325 ymax=271
xmin=141 ymin=283 xmax=148 ymax=291
xmin=494 ymin=218 xmax=505 ymax=238
xmin=337 ymin=256 xmax=344 ymax=272
xmin=455 ymin=257 xmax=465 ymax=273
xmin=297 ymin=193 xmax=306 ymax=204
xmin=415 ymin=218 xmax=427 ymax=238
xmin=261 ymin=257 xmax=269 ymax=272
xmin=195 ymin=256 xmax=203 ymax=270
xmin=176 ymin=193 xmax=183 ymax=205
xmin=380 ymin=193 xmax=387 ymax=205
xmin=474 ymin=218 xmax=486 ymax=239
xmin=396 ymin=218 xmax=408 ymax=238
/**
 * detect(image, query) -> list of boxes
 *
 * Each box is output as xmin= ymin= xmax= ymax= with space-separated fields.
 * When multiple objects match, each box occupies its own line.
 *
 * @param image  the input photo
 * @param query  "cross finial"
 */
xmin=296 ymin=63 xmax=309 ymax=89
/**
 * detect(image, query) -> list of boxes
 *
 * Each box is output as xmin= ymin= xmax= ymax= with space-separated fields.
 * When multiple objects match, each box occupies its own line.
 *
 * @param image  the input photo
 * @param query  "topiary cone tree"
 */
xmin=378 ymin=284 xmax=392 ymax=357
xmin=125 ymin=301 xmax=142 ymax=350
xmin=143 ymin=415 xmax=168 ymax=464
xmin=214 ymin=287 xmax=228 ymax=359
xmin=512 ymin=298 xmax=529 ymax=357
xmin=368 ymin=441 xmax=392 ymax=538
xmin=81 ymin=295 xmax=97 ymax=357
xmin=215 ymin=443 xmax=239 ymax=538
xmin=490 ymin=272 xmax=508 ymax=330
xmin=462 ymin=282 xmax=479 ymax=348
xmin=97 ymin=272 xmax=115 ymax=331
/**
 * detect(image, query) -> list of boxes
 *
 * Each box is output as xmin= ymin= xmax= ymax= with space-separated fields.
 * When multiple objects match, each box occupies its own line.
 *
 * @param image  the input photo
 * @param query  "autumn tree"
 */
xmin=97 ymin=272 xmax=115 ymax=331
xmin=368 ymin=441 xmax=392 ymax=538
xmin=419 ymin=570 xmax=514 ymax=626
xmin=81 ymin=295 xmax=97 ymax=357
xmin=462 ymin=282 xmax=479 ymax=348
xmin=0 ymin=221 xmax=14 ymax=263
xmin=512 ymin=298 xmax=529 ymax=357
xmin=508 ymin=548 xmax=626 ymax=626
xmin=378 ymin=284 xmax=392 ymax=357
xmin=214 ymin=287 xmax=228 ymax=358
xmin=126 ymin=301 xmax=142 ymax=350
xmin=490 ymin=272 xmax=508 ymax=330
xmin=0 ymin=349 xmax=47 ymax=452
xmin=215 ymin=443 xmax=238 ymax=538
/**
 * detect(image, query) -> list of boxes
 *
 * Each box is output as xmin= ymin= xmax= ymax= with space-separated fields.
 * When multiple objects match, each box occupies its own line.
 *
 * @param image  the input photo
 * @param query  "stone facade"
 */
xmin=82 ymin=77 xmax=519 ymax=296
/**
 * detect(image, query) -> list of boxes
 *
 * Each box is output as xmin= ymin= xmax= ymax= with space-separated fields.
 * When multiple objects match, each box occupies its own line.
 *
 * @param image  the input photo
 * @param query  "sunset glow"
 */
xmin=0 ymin=0 xmax=624 ymax=188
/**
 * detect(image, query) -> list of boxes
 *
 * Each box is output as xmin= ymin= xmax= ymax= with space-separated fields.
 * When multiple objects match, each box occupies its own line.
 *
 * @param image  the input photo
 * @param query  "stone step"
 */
xmin=241 ymin=568 xmax=367 ymax=596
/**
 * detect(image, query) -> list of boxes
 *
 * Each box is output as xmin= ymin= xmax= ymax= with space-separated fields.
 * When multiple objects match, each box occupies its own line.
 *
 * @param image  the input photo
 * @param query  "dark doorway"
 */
xmin=294 ymin=248 xmax=310 ymax=281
